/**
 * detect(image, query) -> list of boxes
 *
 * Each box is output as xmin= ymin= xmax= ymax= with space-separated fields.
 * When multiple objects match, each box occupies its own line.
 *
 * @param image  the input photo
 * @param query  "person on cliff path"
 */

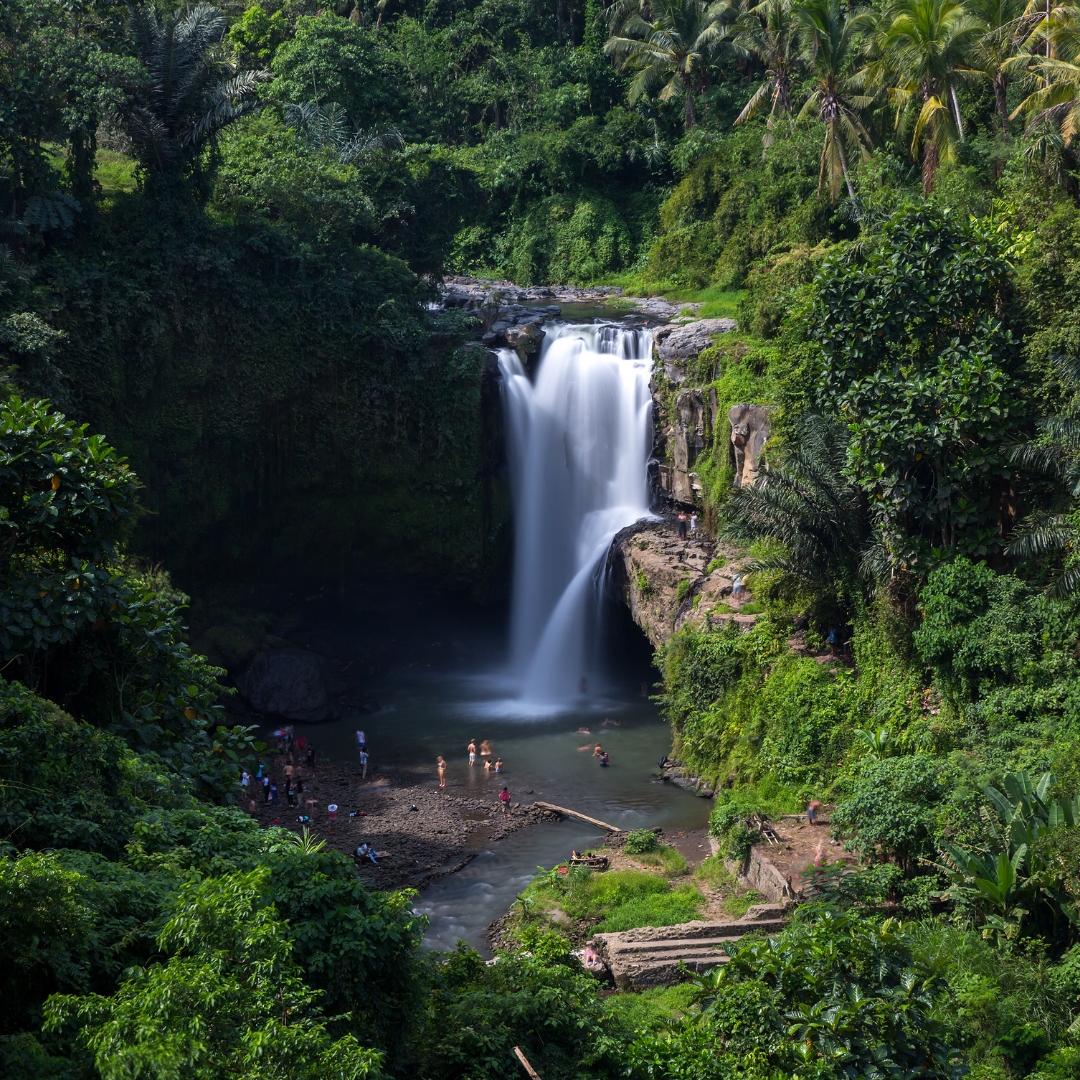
xmin=359 ymin=749 xmax=369 ymax=779
xmin=241 ymin=770 xmax=250 ymax=791
xmin=499 ymin=786 xmax=511 ymax=814
xmin=808 ymin=799 xmax=822 ymax=825
xmin=437 ymin=756 xmax=447 ymax=789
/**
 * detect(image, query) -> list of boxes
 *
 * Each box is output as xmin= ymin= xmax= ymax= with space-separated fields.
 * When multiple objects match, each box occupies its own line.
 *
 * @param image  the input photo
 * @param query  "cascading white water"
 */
xmin=498 ymin=323 xmax=654 ymax=705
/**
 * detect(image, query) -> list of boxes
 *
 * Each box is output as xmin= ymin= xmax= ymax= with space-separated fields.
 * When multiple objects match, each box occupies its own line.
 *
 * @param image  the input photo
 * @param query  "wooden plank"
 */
xmin=513 ymin=1046 xmax=543 ymax=1080
xmin=533 ymin=801 xmax=622 ymax=832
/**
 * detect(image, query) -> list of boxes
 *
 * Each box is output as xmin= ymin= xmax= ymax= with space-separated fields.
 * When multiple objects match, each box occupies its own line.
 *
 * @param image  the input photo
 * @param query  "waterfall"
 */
xmin=498 ymin=323 xmax=654 ymax=706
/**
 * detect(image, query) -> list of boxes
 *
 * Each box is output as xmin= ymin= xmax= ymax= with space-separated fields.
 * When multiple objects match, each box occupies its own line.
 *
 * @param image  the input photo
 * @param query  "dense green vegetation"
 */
xmin=8 ymin=0 xmax=1080 ymax=1074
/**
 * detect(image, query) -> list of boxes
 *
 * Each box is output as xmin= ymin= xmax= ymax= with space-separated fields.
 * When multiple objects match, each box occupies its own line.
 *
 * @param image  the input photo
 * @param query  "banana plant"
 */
xmin=854 ymin=726 xmax=895 ymax=758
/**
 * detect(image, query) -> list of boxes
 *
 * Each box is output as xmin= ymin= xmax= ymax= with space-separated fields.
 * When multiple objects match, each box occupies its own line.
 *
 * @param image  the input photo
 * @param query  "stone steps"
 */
xmin=593 ymin=905 xmax=787 ymax=990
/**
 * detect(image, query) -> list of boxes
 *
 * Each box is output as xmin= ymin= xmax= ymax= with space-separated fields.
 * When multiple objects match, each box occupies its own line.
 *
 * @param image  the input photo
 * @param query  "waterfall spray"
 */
xmin=498 ymin=324 xmax=654 ymax=705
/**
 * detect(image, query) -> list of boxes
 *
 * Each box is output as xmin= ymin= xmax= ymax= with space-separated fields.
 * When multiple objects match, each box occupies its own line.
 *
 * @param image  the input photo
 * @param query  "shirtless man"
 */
xmin=468 ymin=739 xmax=477 ymax=766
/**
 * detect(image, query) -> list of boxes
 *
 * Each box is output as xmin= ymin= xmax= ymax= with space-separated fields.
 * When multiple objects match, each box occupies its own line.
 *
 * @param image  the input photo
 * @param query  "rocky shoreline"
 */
xmin=440 ymin=275 xmax=700 ymax=322
xmin=246 ymin=755 xmax=558 ymax=890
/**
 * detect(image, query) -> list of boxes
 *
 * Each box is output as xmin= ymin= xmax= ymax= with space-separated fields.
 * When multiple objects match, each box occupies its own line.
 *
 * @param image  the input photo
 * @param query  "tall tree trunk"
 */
xmin=835 ymin=127 xmax=856 ymax=201
xmin=921 ymin=138 xmax=939 ymax=196
xmin=994 ymin=74 xmax=1010 ymax=139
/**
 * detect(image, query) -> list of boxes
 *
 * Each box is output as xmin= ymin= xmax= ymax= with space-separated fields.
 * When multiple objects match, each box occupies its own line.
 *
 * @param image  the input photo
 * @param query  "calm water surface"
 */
xmin=269 ymin=586 xmax=711 ymax=952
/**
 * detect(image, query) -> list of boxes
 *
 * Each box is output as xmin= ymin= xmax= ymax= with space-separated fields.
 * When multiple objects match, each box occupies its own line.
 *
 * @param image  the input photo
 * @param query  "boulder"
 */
xmin=729 ymin=404 xmax=771 ymax=488
xmin=652 ymin=318 xmax=737 ymax=383
xmin=236 ymin=648 xmax=338 ymax=723
xmin=504 ymin=321 xmax=545 ymax=360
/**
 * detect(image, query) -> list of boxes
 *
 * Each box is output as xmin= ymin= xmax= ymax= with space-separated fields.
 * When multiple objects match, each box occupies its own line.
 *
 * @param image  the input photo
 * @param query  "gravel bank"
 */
xmin=246 ymin=756 xmax=554 ymax=890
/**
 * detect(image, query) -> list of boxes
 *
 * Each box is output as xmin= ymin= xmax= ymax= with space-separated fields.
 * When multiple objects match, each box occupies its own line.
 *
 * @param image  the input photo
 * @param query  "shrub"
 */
xmin=624 ymin=829 xmax=660 ymax=855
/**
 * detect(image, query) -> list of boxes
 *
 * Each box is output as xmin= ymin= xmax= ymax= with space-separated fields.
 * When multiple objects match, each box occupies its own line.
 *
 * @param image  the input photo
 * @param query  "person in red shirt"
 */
xmin=498 ymin=787 xmax=511 ymax=815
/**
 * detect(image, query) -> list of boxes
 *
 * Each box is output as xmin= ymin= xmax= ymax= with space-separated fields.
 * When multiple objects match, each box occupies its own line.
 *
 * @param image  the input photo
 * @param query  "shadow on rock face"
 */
xmin=236 ymin=647 xmax=338 ymax=723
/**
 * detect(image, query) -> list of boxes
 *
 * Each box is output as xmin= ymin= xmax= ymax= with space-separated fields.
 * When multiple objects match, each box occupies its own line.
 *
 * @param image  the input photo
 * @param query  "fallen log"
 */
xmin=533 ymin=801 xmax=622 ymax=832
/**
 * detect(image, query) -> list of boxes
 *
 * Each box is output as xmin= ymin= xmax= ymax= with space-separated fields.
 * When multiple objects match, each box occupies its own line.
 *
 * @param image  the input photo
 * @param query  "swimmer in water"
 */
xmin=576 ymin=727 xmax=590 ymax=735
xmin=593 ymin=744 xmax=603 ymax=758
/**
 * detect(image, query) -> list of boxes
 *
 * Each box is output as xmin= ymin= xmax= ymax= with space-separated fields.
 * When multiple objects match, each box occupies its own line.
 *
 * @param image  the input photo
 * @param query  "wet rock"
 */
xmin=504 ymin=321 xmax=545 ymax=360
xmin=653 ymin=319 xmax=737 ymax=383
xmin=237 ymin=648 xmax=338 ymax=723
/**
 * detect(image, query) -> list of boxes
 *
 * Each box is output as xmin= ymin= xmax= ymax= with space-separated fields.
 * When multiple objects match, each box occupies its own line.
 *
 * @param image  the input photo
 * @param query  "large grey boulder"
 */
xmin=653 ymin=318 xmax=737 ymax=383
xmin=236 ymin=648 xmax=338 ymax=723
xmin=729 ymin=403 xmax=771 ymax=488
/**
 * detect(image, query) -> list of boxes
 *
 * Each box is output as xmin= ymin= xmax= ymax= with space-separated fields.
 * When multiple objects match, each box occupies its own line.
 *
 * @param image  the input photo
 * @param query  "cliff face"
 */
xmin=649 ymin=319 xmax=736 ymax=510
xmin=608 ymin=519 xmax=758 ymax=649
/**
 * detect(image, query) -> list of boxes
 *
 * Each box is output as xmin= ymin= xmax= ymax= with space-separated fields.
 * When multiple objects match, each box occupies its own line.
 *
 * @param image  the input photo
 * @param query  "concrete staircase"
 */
xmin=593 ymin=904 xmax=788 ymax=990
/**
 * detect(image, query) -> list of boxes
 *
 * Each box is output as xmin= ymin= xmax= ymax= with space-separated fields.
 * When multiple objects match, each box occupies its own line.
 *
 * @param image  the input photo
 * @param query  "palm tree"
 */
xmin=1005 ymin=354 xmax=1080 ymax=596
xmin=119 ymin=4 xmax=267 ymax=175
xmin=867 ymin=0 xmax=982 ymax=194
xmin=721 ymin=414 xmax=871 ymax=607
xmin=733 ymin=0 xmax=803 ymax=147
xmin=1010 ymin=3 xmax=1080 ymax=143
xmin=283 ymin=101 xmax=404 ymax=166
xmin=795 ymin=0 xmax=875 ymax=200
xmin=604 ymin=0 xmax=735 ymax=129
xmin=968 ymin=0 xmax=1033 ymax=141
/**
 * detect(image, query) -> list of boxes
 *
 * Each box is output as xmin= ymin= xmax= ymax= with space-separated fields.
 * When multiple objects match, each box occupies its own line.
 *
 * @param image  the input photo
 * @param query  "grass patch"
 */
xmin=722 ymin=889 xmax=765 ymax=919
xmin=524 ymin=867 xmax=705 ymax=935
xmin=694 ymin=854 xmax=735 ymax=891
xmin=593 ymin=273 xmax=746 ymax=316
xmin=593 ymin=884 xmax=705 ymax=933
xmin=738 ymin=601 xmax=764 ymax=614
xmin=632 ymin=844 xmax=689 ymax=876
xmin=94 ymin=150 xmax=138 ymax=193
xmin=603 ymin=983 xmax=700 ymax=1030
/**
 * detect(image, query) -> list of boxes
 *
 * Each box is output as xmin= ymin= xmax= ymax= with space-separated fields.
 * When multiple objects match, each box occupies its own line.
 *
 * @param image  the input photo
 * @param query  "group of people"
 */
xmin=241 ymin=732 xmax=319 ymax=811
xmin=676 ymin=510 xmax=698 ymax=541
xmin=466 ymin=739 xmax=502 ymax=772
xmin=576 ymin=738 xmax=610 ymax=766
xmin=434 ymin=740 xmax=506 ymax=790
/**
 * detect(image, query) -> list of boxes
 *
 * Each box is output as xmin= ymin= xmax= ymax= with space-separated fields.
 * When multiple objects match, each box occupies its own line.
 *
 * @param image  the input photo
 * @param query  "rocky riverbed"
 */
xmin=246 ymin=756 xmax=557 ymax=890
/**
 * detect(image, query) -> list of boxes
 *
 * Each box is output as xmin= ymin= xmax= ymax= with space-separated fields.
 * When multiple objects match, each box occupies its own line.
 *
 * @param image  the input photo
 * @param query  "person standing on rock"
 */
xmin=306 ymin=746 xmax=317 ymax=774
xmin=356 ymin=730 xmax=366 ymax=753
xmin=498 ymin=786 xmax=511 ymax=815
xmin=690 ymin=511 xmax=698 ymax=538
xmin=437 ymin=756 xmax=447 ymax=789
xmin=468 ymin=739 xmax=477 ymax=766
xmin=359 ymin=748 xmax=369 ymax=779
xmin=678 ymin=511 xmax=687 ymax=540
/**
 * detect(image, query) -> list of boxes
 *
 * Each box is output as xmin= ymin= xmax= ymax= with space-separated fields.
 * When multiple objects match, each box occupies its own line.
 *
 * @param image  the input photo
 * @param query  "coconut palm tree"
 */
xmin=733 ymin=0 xmax=803 ymax=146
xmin=604 ymin=0 xmax=735 ymax=129
xmin=1010 ymin=3 xmax=1080 ymax=142
xmin=866 ymin=0 xmax=982 ymax=194
xmin=795 ymin=0 xmax=875 ymax=199
xmin=119 ymin=4 xmax=267 ymax=175
xmin=968 ymin=0 xmax=1034 ymax=140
